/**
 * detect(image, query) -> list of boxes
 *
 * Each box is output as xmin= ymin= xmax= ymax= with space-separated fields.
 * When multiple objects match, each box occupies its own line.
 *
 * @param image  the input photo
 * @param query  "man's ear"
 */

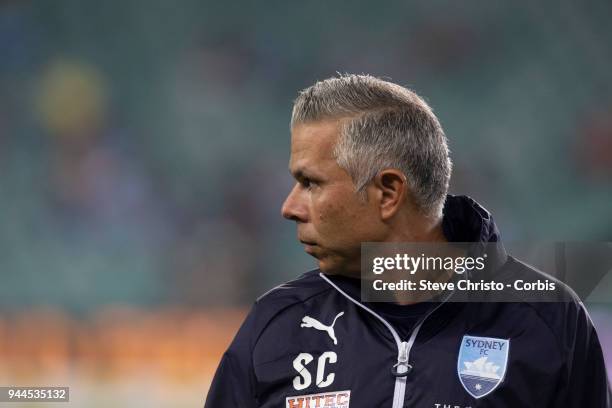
xmin=372 ymin=169 xmax=408 ymax=220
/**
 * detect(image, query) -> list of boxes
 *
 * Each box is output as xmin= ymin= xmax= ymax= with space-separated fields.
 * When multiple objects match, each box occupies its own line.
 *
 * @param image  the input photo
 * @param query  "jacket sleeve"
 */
xmin=204 ymin=304 xmax=259 ymax=408
xmin=555 ymin=302 xmax=611 ymax=407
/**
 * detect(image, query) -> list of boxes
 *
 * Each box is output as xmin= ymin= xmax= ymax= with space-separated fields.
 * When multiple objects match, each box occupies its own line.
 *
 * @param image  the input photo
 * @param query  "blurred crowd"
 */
xmin=0 ymin=307 xmax=243 ymax=380
xmin=0 ymin=307 xmax=245 ymax=406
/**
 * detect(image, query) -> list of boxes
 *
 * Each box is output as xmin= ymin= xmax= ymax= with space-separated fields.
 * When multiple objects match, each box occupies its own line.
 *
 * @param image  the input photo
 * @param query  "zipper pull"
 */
xmin=391 ymin=341 xmax=413 ymax=377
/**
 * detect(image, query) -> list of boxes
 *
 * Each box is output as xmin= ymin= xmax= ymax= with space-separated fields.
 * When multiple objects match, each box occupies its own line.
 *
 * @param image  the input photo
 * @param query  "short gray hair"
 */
xmin=291 ymin=74 xmax=451 ymax=218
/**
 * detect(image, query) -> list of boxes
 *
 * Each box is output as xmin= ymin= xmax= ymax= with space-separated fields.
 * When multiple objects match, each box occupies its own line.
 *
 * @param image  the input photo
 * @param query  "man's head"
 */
xmin=282 ymin=74 xmax=451 ymax=276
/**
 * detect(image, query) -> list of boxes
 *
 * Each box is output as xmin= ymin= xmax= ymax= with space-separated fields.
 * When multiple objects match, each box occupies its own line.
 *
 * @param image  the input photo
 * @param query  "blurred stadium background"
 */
xmin=0 ymin=1 xmax=610 ymax=406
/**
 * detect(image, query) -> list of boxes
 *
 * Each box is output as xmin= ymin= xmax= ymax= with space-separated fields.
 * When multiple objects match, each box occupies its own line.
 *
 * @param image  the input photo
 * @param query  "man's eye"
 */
xmin=300 ymin=179 xmax=314 ymax=189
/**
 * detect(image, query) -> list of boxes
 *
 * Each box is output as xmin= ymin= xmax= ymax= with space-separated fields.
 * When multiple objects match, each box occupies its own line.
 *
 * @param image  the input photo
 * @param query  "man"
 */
xmin=205 ymin=75 xmax=611 ymax=407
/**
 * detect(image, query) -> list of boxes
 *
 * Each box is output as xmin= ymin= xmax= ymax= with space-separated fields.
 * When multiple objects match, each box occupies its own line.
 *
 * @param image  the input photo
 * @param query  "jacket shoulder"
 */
xmin=245 ymin=270 xmax=333 ymax=344
xmin=256 ymin=269 xmax=331 ymax=305
xmin=502 ymin=257 xmax=592 ymax=347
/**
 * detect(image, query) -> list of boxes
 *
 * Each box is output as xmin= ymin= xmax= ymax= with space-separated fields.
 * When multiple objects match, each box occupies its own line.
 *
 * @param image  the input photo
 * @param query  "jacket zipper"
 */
xmin=319 ymin=273 xmax=449 ymax=408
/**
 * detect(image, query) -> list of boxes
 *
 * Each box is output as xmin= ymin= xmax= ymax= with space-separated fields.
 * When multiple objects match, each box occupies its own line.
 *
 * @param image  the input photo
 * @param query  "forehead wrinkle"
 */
xmin=289 ymin=120 xmax=344 ymax=180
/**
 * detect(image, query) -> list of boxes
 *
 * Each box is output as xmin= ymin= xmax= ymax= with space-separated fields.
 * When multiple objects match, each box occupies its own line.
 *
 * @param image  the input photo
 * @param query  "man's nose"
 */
xmin=281 ymin=184 xmax=308 ymax=222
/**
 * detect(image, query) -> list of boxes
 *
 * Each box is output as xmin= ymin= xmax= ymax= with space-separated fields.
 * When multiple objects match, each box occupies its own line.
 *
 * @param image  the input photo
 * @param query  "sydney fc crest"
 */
xmin=457 ymin=335 xmax=509 ymax=399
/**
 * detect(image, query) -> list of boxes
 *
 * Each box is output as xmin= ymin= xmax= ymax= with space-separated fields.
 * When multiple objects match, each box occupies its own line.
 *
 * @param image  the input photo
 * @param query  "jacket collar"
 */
xmin=442 ymin=195 xmax=508 ymax=274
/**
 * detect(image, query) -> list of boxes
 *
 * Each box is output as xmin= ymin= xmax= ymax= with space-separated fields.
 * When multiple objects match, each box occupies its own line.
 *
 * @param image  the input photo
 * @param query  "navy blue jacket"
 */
xmin=205 ymin=196 xmax=611 ymax=407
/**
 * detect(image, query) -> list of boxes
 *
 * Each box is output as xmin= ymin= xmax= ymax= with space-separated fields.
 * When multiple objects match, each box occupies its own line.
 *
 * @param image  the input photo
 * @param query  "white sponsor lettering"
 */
xmin=316 ymin=351 xmax=336 ymax=387
xmin=292 ymin=351 xmax=338 ymax=390
xmin=293 ymin=353 xmax=313 ymax=390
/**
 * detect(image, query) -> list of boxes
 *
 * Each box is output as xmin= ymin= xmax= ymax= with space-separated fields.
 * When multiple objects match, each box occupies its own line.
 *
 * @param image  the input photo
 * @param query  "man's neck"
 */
xmin=382 ymin=217 xmax=453 ymax=305
xmin=386 ymin=217 xmax=447 ymax=243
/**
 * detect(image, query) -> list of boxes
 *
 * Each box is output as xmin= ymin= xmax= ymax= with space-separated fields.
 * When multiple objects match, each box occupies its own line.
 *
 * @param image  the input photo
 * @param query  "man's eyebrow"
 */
xmin=289 ymin=167 xmax=317 ymax=181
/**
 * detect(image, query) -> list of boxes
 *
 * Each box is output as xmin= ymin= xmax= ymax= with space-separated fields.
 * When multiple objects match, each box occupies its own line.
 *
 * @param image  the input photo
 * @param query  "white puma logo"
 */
xmin=300 ymin=312 xmax=344 ymax=345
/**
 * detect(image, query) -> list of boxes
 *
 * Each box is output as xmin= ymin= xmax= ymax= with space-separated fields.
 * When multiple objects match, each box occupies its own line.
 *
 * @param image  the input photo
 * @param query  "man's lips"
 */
xmin=299 ymin=240 xmax=319 ymax=255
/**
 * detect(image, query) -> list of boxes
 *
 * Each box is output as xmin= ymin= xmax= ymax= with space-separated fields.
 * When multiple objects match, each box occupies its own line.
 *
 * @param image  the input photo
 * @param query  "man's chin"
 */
xmin=316 ymin=258 xmax=361 ymax=278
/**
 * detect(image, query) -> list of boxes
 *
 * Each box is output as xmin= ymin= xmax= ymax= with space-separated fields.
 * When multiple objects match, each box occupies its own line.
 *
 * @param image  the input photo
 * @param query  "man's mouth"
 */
xmin=299 ymin=240 xmax=319 ymax=255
